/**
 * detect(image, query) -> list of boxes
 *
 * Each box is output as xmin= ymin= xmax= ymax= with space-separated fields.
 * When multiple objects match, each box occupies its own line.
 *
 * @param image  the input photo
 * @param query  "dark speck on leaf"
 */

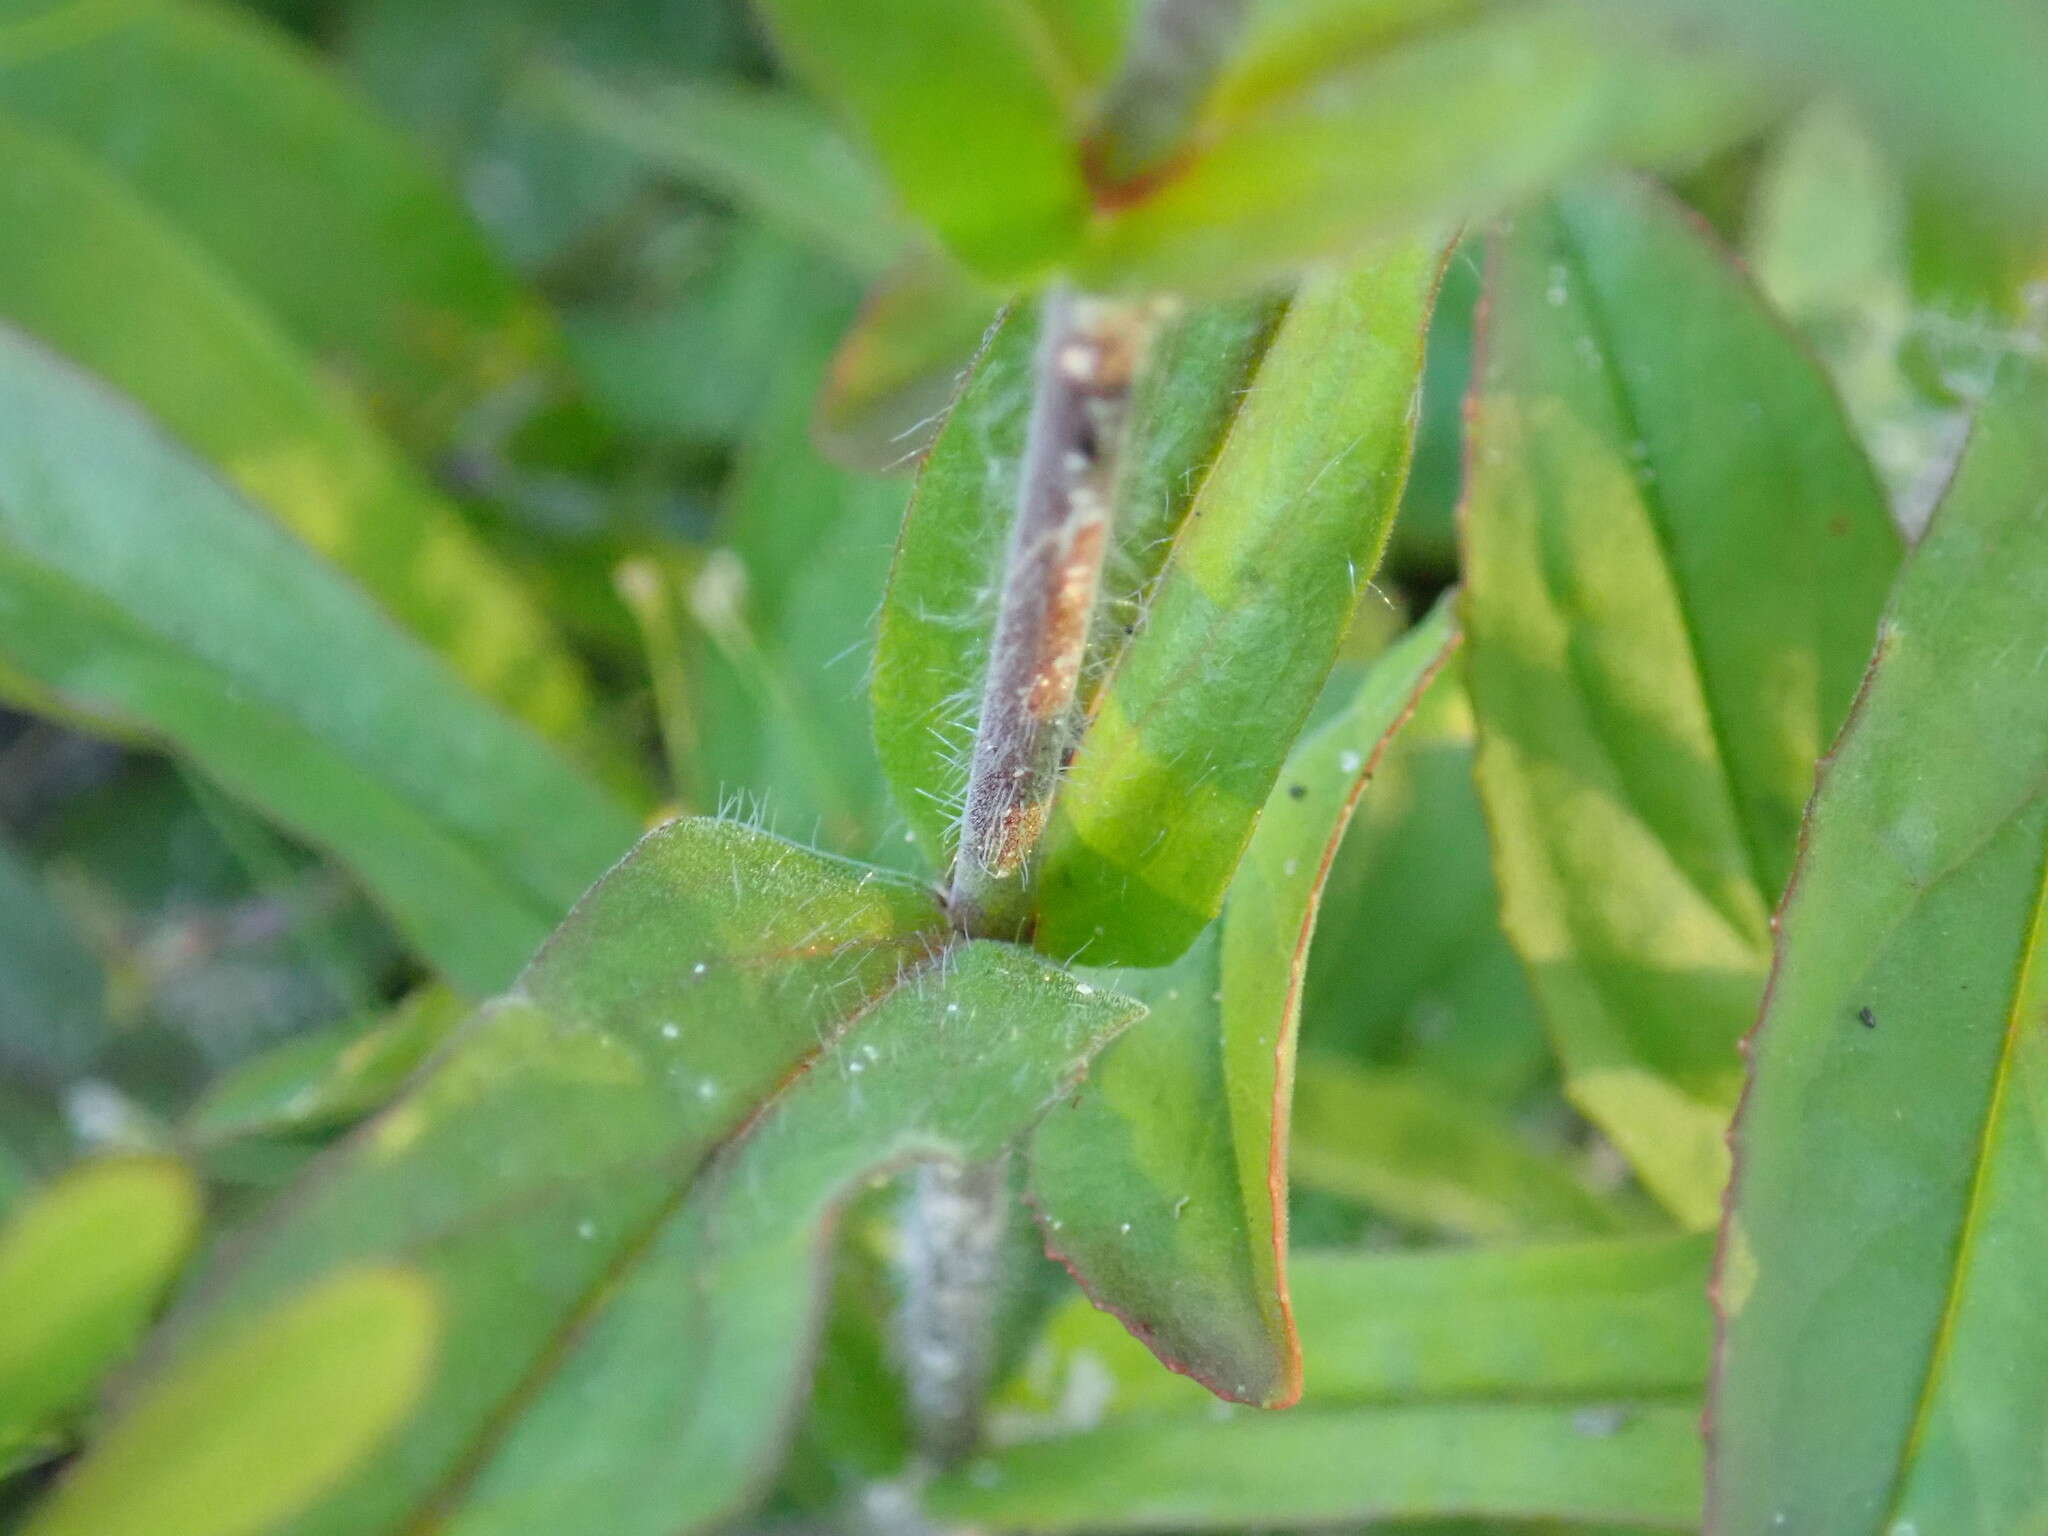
xmin=1858 ymin=1006 xmax=1878 ymax=1030
xmin=1287 ymin=783 xmax=1306 ymax=800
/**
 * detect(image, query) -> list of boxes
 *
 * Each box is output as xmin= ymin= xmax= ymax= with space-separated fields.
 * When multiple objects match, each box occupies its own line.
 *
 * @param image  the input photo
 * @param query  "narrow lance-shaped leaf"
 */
xmin=1070 ymin=1 xmax=1775 ymax=295
xmin=1297 ymin=655 xmax=1554 ymax=1105
xmin=1032 ymin=599 xmax=1458 ymax=1407
xmin=0 ymin=1158 xmax=200 ymax=1468
xmin=962 ymin=1236 xmax=1712 ymax=1536
xmin=27 ymin=819 xmax=1139 ymax=1536
xmin=0 ymin=325 xmax=638 ymax=994
xmin=1709 ymin=344 xmax=2048 ymax=1535
xmin=184 ymin=988 xmax=465 ymax=1145
xmin=872 ymin=291 xmax=1282 ymax=870
xmin=0 ymin=0 xmax=546 ymax=442
xmin=25 ymin=1269 xmax=438 ymax=1536
xmin=1288 ymin=1053 xmax=1625 ymax=1241
xmin=949 ymin=1234 xmax=1715 ymax=1534
xmin=931 ymin=1405 xmax=1701 ymax=1533
xmin=0 ymin=113 xmax=612 ymax=763
xmin=1461 ymin=177 xmax=1901 ymax=1225
xmin=954 ymin=1236 xmax=1712 ymax=1536
xmin=750 ymin=0 xmax=1091 ymax=281
xmin=1035 ymin=238 xmax=1443 ymax=964
xmin=1004 ymin=1232 xmax=1713 ymax=1425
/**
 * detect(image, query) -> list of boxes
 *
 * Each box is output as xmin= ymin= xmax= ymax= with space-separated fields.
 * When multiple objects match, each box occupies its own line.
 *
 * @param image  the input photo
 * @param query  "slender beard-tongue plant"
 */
xmin=900 ymin=290 xmax=1158 ymax=1468
xmin=905 ymin=0 xmax=1236 ymax=1472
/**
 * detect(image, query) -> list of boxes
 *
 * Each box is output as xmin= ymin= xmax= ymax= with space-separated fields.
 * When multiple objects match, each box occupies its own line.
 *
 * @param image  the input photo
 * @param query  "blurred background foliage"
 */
xmin=0 ymin=0 xmax=2043 ymax=1531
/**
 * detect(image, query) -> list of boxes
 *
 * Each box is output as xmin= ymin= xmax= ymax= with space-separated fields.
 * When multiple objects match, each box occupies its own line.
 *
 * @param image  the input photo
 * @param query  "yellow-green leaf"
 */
xmin=24 ymin=1267 xmax=438 ymax=1536
xmin=1709 ymin=342 xmax=2048 ymax=1535
xmin=1461 ymin=178 xmax=1901 ymax=1224
xmin=0 ymin=0 xmax=545 ymax=443
xmin=0 ymin=1157 xmax=199 ymax=1462
xmin=751 ymin=0 xmax=1090 ymax=281
xmin=0 ymin=324 xmax=639 ymax=994
xmin=40 ymin=819 xmax=1138 ymax=1536
xmin=1032 ymin=600 xmax=1458 ymax=1406
xmin=1035 ymin=240 xmax=1443 ymax=964
xmin=0 ymin=112 xmax=608 ymax=760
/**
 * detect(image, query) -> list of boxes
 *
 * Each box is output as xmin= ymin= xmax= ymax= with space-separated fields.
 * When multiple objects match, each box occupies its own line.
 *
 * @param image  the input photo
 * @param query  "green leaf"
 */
xmin=1071 ymin=2 xmax=1774 ymax=294
xmin=539 ymin=71 xmax=906 ymax=279
xmin=0 ymin=324 xmax=638 ymax=994
xmin=1005 ymin=1232 xmax=1711 ymax=1424
xmin=38 ymin=818 xmax=1139 ymax=1536
xmin=872 ymin=289 xmax=1282 ymax=869
xmin=0 ymin=1157 xmax=199 ymax=1465
xmin=1708 ymin=345 xmax=2048 ymax=1533
xmin=1461 ymin=178 xmax=1902 ymax=1225
xmin=751 ymin=0 xmax=1090 ymax=281
xmin=0 ymin=828 xmax=105 ymax=1087
xmin=1290 ymin=1055 xmax=1625 ymax=1240
xmin=1035 ymin=240 xmax=1443 ymax=964
xmin=0 ymin=0 xmax=545 ymax=443
xmin=23 ymin=1267 xmax=438 ymax=1536
xmin=0 ymin=113 xmax=611 ymax=761
xmin=935 ymin=1406 xmax=1701 ymax=1531
xmin=1647 ymin=0 xmax=2048 ymax=219
xmin=185 ymin=989 xmax=465 ymax=1143
xmin=947 ymin=1223 xmax=1714 ymax=1536
xmin=1297 ymin=656 xmax=1551 ymax=1106
xmin=1032 ymin=601 xmax=1458 ymax=1406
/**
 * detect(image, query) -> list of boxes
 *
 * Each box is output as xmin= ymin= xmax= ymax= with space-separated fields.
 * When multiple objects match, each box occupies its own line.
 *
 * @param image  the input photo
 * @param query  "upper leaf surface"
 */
xmin=751 ymin=0 xmax=1091 ymax=281
xmin=1709 ymin=344 xmax=2048 ymax=1535
xmin=24 ymin=1268 xmax=438 ymax=1536
xmin=0 ymin=325 xmax=638 ymax=994
xmin=32 ymin=819 xmax=1138 ymax=1536
xmin=1071 ymin=1 xmax=1775 ymax=294
xmin=0 ymin=0 xmax=544 ymax=442
xmin=872 ymin=292 xmax=1281 ymax=870
xmin=0 ymin=1157 xmax=199 ymax=1465
xmin=1035 ymin=239 xmax=1442 ymax=964
xmin=0 ymin=113 xmax=608 ymax=762
xmin=1031 ymin=600 xmax=1458 ymax=1407
xmin=1461 ymin=178 xmax=1901 ymax=1223
xmin=945 ymin=1234 xmax=1712 ymax=1532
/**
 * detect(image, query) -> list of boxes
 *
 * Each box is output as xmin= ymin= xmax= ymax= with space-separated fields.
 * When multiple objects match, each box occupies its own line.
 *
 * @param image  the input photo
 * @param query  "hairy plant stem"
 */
xmin=945 ymin=286 xmax=1155 ymax=941
xmin=899 ymin=289 xmax=1157 ymax=1473
xmin=898 ymin=1158 xmax=1013 ymax=1468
